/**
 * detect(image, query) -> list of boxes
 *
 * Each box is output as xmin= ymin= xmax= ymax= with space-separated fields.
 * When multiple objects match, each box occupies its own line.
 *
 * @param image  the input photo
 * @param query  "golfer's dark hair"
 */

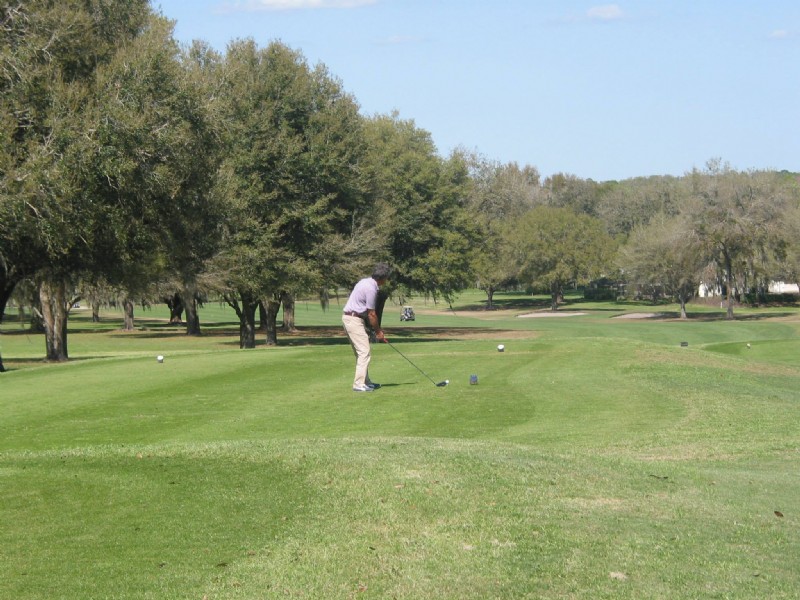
xmin=372 ymin=262 xmax=391 ymax=280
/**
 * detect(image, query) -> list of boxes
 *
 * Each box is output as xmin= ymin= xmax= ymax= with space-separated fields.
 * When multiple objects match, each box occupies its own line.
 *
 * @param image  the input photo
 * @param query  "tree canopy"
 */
xmin=509 ymin=206 xmax=617 ymax=311
xmin=363 ymin=114 xmax=478 ymax=303
xmin=210 ymin=39 xmax=370 ymax=347
xmin=619 ymin=213 xmax=707 ymax=318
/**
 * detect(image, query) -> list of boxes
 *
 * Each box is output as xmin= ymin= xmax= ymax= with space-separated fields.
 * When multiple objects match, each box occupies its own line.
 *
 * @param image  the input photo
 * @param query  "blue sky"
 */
xmin=153 ymin=0 xmax=800 ymax=182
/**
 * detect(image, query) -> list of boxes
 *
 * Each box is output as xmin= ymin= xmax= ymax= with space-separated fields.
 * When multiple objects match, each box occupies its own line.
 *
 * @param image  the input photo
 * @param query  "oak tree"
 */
xmin=510 ymin=206 xmax=617 ymax=311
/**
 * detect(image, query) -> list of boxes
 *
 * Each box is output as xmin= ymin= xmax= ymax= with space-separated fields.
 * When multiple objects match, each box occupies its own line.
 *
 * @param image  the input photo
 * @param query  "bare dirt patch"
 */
xmin=517 ymin=311 xmax=587 ymax=318
xmin=284 ymin=325 xmax=538 ymax=343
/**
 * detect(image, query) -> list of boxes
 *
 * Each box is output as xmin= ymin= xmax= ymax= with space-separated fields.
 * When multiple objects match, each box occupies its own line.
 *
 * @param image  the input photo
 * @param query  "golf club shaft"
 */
xmin=385 ymin=340 xmax=439 ymax=386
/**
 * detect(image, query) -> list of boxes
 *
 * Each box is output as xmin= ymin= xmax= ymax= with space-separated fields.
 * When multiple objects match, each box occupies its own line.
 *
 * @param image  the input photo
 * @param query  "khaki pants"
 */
xmin=343 ymin=314 xmax=371 ymax=387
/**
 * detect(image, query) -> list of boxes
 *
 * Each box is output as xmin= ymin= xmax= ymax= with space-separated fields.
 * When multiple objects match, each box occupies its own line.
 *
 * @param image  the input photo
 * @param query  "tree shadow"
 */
xmin=368 ymin=382 xmax=415 ymax=388
xmin=457 ymin=295 xmax=656 ymax=313
xmin=0 ymin=356 xmax=114 ymax=369
xmin=457 ymin=297 xmax=551 ymax=312
xmin=688 ymin=312 xmax=797 ymax=322
xmin=0 ymin=328 xmax=42 ymax=336
xmin=186 ymin=325 xmax=519 ymax=347
xmin=615 ymin=311 xmax=797 ymax=322
xmin=222 ymin=326 xmax=508 ymax=347
xmin=111 ymin=327 xmax=242 ymax=340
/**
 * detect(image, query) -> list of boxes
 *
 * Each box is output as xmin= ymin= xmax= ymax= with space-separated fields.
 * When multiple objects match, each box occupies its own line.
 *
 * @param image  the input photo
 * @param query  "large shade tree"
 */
xmin=688 ymin=162 xmax=792 ymax=319
xmin=363 ymin=113 xmax=478 ymax=304
xmin=509 ymin=206 xmax=617 ymax=311
xmin=0 ymin=1 xmax=218 ymax=360
xmin=465 ymin=155 xmax=540 ymax=308
xmin=619 ymin=213 xmax=708 ymax=318
xmin=159 ymin=40 xmax=227 ymax=336
xmin=212 ymin=39 xmax=368 ymax=348
xmin=777 ymin=188 xmax=800 ymax=290
xmin=0 ymin=0 xmax=152 ymax=360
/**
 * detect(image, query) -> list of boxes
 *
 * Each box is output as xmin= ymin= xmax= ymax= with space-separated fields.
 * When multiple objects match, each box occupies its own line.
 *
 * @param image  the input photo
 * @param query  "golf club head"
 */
xmin=436 ymin=380 xmax=449 ymax=387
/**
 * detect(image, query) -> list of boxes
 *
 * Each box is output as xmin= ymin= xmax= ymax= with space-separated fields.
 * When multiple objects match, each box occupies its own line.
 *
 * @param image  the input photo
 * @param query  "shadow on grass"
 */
xmin=0 ymin=356 xmax=115 ymax=370
xmin=0 ymin=328 xmax=42 ymax=336
xmin=368 ymin=382 xmax=416 ymax=388
xmin=0 ymin=359 xmax=35 ymax=373
xmin=456 ymin=296 xmax=657 ymax=313
xmin=233 ymin=326 xmax=514 ymax=348
xmin=457 ymin=297 xmax=551 ymax=312
xmin=109 ymin=328 xmax=240 ymax=340
xmin=1 ymin=323 xmax=198 ymax=336
xmin=732 ymin=311 xmax=798 ymax=320
xmin=103 ymin=325 xmax=520 ymax=347
xmin=615 ymin=311 xmax=797 ymax=321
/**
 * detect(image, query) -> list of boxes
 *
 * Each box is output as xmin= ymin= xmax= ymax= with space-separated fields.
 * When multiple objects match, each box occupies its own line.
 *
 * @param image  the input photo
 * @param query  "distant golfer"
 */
xmin=342 ymin=263 xmax=390 ymax=392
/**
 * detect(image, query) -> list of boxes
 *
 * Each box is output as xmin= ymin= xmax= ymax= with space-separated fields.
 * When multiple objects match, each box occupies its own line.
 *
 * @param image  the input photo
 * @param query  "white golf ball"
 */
xmin=497 ymin=344 xmax=505 ymax=352
xmin=157 ymin=355 xmax=164 ymax=363
xmin=445 ymin=379 xmax=449 ymax=384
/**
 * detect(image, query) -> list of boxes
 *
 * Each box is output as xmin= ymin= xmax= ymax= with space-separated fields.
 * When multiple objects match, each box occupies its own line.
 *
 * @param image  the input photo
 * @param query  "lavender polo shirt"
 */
xmin=343 ymin=277 xmax=378 ymax=315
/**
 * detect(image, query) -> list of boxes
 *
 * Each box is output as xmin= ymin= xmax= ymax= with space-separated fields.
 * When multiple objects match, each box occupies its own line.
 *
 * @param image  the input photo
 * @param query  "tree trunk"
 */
xmin=265 ymin=296 xmax=280 ymax=346
xmin=280 ymin=291 xmax=297 ymax=332
xmin=376 ymin=289 xmax=389 ymax=327
xmin=123 ymin=298 xmax=135 ymax=331
xmin=182 ymin=287 xmax=201 ymax=336
xmin=258 ymin=301 xmax=267 ymax=333
xmin=166 ymin=293 xmax=184 ymax=323
xmin=227 ymin=294 xmax=258 ymax=349
xmin=679 ymin=296 xmax=688 ymax=319
xmin=241 ymin=299 xmax=257 ymax=348
xmin=39 ymin=278 xmax=69 ymax=361
xmin=0 ymin=274 xmax=16 ymax=325
xmin=723 ymin=251 xmax=735 ymax=320
xmin=92 ymin=301 xmax=101 ymax=322
xmin=550 ymin=282 xmax=560 ymax=312
xmin=486 ymin=285 xmax=495 ymax=310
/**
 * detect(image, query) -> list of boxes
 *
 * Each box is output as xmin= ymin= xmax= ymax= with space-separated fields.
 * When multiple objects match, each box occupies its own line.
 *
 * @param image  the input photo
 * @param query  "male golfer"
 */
xmin=342 ymin=263 xmax=390 ymax=392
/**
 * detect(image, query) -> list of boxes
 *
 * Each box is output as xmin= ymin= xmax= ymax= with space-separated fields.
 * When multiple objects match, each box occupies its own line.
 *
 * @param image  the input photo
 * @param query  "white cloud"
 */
xmin=769 ymin=29 xmax=790 ymax=39
xmin=218 ymin=0 xmax=377 ymax=12
xmin=375 ymin=34 xmax=426 ymax=46
xmin=586 ymin=4 xmax=624 ymax=21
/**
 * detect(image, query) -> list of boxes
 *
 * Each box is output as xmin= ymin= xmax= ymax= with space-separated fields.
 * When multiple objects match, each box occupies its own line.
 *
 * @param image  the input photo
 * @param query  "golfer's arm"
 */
xmin=366 ymin=309 xmax=383 ymax=337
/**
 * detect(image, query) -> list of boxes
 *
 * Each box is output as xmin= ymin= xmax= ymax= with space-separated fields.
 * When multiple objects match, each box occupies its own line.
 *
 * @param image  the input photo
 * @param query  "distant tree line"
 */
xmin=2 ymin=1 xmax=799 ymax=367
xmin=471 ymin=157 xmax=800 ymax=320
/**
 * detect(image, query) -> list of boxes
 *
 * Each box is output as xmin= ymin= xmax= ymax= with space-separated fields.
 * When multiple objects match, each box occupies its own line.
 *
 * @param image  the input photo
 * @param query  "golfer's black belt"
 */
xmin=343 ymin=311 xmax=363 ymax=317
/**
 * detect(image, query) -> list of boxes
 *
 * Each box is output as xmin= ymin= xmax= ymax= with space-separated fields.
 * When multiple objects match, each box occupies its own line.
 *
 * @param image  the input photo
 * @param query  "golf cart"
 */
xmin=400 ymin=306 xmax=415 ymax=321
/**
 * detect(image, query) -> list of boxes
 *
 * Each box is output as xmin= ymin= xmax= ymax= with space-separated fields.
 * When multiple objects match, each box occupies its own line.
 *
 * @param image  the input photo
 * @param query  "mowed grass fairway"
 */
xmin=1 ymin=292 xmax=799 ymax=599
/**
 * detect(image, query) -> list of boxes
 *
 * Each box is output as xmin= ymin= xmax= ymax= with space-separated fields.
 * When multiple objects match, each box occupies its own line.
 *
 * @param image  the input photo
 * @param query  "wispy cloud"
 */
xmin=768 ymin=29 xmax=791 ymax=39
xmin=375 ymin=34 xmax=426 ymax=46
xmin=553 ymin=4 xmax=626 ymax=25
xmin=586 ymin=4 xmax=625 ymax=22
xmin=217 ymin=0 xmax=377 ymax=13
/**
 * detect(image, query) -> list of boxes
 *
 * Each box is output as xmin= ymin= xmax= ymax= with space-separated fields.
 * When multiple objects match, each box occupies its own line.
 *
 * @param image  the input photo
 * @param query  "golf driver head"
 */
xmin=436 ymin=380 xmax=449 ymax=387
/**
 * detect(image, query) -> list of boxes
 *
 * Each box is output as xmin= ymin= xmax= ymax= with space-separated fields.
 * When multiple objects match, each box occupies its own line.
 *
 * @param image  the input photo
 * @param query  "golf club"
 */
xmin=385 ymin=339 xmax=448 ymax=387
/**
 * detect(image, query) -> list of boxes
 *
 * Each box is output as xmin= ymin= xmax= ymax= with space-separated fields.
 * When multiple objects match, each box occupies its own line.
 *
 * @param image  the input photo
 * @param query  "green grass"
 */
xmin=1 ymin=293 xmax=799 ymax=598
